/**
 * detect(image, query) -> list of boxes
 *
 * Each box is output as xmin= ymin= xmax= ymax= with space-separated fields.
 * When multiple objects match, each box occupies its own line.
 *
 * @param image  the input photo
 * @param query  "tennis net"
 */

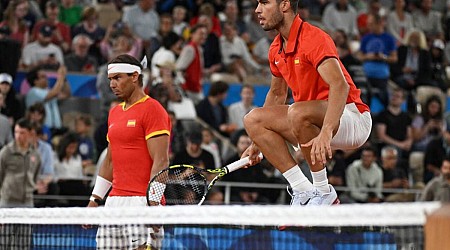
xmin=0 ymin=202 xmax=441 ymax=249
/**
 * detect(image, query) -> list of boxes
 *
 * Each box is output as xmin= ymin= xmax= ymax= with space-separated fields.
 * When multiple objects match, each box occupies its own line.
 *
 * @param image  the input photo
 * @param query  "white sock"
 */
xmin=311 ymin=168 xmax=330 ymax=193
xmin=282 ymin=165 xmax=313 ymax=192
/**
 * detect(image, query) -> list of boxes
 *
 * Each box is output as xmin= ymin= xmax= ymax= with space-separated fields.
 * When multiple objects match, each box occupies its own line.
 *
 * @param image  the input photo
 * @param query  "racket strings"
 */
xmin=163 ymin=168 xmax=207 ymax=205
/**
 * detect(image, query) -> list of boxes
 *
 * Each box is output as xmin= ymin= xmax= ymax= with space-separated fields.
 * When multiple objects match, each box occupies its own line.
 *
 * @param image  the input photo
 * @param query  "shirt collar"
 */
xmin=277 ymin=15 xmax=304 ymax=55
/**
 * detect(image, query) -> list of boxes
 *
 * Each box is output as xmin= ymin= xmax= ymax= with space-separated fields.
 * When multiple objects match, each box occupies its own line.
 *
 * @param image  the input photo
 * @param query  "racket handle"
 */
xmin=225 ymin=152 xmax=263 ymax=173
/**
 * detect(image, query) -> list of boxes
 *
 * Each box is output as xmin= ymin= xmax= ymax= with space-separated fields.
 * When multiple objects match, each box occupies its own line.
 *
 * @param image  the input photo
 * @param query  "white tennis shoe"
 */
xmin=306 ymin=185 xmax=340 ymax=206
xmin=288 ymin=187 xmax=317 ymax=206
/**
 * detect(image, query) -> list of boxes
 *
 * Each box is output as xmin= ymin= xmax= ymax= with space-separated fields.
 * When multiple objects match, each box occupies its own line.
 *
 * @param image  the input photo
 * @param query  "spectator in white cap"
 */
xmin=0 ymin=73 xmax=23 ymax=125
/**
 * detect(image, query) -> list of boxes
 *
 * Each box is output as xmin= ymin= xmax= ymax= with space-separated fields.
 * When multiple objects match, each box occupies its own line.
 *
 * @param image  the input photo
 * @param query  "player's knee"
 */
xmin=243 ymin=108 xmax=261 ymax=129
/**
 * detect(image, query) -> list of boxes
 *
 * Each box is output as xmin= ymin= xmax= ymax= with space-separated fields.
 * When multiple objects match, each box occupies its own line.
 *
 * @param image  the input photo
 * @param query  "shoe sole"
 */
xmin=278 ymin=198 xmax=340 ymax=231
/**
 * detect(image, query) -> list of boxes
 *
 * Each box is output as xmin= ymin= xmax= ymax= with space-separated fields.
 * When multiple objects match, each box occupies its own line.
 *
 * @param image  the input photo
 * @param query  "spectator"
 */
xmin=424 ymin=128 xmax=450 ymax=183
xmin=150 ymin=32 xmax=182 ymax=81
xmin=252 ymin=29 xmax=277 ymax=71
xmin=321 ymin=0 xmax=359 ymax=39
xmin=64 ymin=34 xmax=98 ymax=73
xmin=197 ymin=14 xmax=222 ymax=78
xmin=0 ymin=118 xmax=41 ymax=208
xmin=222 ymin=131 xmax=278 ymax=204
xmin=71 ymin=6 xmax=106 ymax=63
xmin=148 ymin=13 xmax=177 ymax=59
xmin=412 ymin=0 xmax=444 ymax=42
xmin=0 ymin=0 xmax=30 ymax=47
xmin=380 ymin=146 xmax=412 ymax=202
xmin=411 ymin=95 xmax=444 ymax=152
xmin=196 ymin=81 xmax=236 ymax=137
xmin=171 ymin=130 xmax=215 ymax=171
xmin=122 ymin=0 xmax=159 ymax=58
xmin=345 ymin=146 xmax=383 ymax=203
xmin=32 ymin=0 xmax=71 ymax=53
xmin=74 ymin=113 xmax=94 ymax=168
xmin=201 ymin=127 xmax=221 ymax=169
xmin=387 ymin=0 xmax=414 ymax=45
xmin=375 ymin=88 xmax=413 ymax=159
xmin=0 ymin=93 xmax=12 ymax=149
xmin=176 ymin=24 xmax=208 ymax=104
xmin=53 ymin=132 xmax=89 ymax=206
xmin=58 ymin=0 xmax=82 ymax=27
xmin=21 ymin=23 xmax=64 ymax=70
xmin=30 ymin=121 xmax=58 ymax=207
xmin=429 ymin=39 xmax=448 ymax=92
xmin=25 ymin=65 xmax=71 ymax=130
xmin=167 ymin=110 xmax=186 ymax=161
xmin=172 ymin=5 xmax=188 ymax=37
xmin=25 ymin=102 xmax=52 ymax=143
xmin=220 ymin=21 xmax=262 ymax=82
xmin=356 ymin=13 xmax=398 ymax=108
xmin=392 ymin=29 xmax=432 ymax=93
xmin=357 ymin=0 xmax=384 ymax=37
xmin=0 ymin=26 xmax=21 ymax=78
xmin=189 ymin=2 xmax=222 ymax=38
xmin=100 ymin=21 xmax=143 ymax=62
xmin=0 ymin=73 xmax=24 ymax=125
xmin=420 ymin=156 xmax=450 ymax=202
xmin=221 ymin=0 xmax=247 ymax=36
xmin=228 ymin=84 xmax=256 ymax=130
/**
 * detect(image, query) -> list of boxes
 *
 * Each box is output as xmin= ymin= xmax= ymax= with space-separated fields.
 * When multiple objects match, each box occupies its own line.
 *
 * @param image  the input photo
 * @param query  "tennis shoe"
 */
xmin=288 ymin=187 xmax=318 ymax=206
xmin=307 ymin=184 xmax=340 ymax=206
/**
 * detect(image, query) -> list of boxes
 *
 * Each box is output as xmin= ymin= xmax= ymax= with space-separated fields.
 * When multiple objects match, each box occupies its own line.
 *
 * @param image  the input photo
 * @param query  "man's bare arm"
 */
xmin=264 ymin=76 xmax=288 ymax=106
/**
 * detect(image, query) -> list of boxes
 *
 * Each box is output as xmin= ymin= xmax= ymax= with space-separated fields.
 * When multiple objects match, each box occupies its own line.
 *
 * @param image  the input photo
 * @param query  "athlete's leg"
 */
xmin=244 ymin=105 xmax=298 ymax=173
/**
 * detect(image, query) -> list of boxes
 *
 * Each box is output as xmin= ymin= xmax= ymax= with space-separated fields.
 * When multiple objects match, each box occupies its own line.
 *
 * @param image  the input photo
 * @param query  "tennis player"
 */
xmin=88 ymin=54 xmax=171 ymax=249
xmin=242 ymin=0 xmax=371 ymax=206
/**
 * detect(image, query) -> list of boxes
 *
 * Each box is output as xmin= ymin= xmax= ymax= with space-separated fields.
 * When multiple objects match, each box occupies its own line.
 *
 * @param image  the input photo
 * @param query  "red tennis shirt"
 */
xmin=269 ymin=16 xmax=369 ymax=113
xmin=107 ymin=96 xmax=171 ymax=196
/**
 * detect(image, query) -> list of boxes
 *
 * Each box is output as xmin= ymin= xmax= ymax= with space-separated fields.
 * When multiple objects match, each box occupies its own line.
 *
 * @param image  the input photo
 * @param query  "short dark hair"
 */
xmin=190 ymin=23 xmax=207 ymax=35
xmin=16 ymin=118 xmax=32 ymax=130
xmin=26 ymin=66 xmax=43 ymax=87
xmin=277 ymin=0 xmax=299 ymax=14
xmin=208 ymin=81 xmax=229 ymax=97
xmin=108 ymin=54 xmax=144 ymax=86
xmin=162 ymin=32 xmax=181 ymax=50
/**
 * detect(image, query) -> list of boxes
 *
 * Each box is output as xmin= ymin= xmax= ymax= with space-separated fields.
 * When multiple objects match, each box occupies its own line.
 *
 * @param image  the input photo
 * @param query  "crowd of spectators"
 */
xmin=0 ymin=0 xmax=450 ymax=206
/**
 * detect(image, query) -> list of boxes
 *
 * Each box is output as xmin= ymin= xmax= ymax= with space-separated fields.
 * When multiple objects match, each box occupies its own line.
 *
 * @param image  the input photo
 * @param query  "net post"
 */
xmin=425 ymin=204 xmax=450 ymax=250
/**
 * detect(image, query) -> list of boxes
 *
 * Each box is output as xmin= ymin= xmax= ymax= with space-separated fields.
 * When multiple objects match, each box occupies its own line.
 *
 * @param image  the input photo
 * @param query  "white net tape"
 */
xmin=0 ymin=202 xmax=440 ymax=226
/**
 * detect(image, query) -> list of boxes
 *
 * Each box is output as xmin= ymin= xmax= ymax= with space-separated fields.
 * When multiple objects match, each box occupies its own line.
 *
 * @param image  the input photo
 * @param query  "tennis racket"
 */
xmin=146 ymin=153 xmax=263 ymax=206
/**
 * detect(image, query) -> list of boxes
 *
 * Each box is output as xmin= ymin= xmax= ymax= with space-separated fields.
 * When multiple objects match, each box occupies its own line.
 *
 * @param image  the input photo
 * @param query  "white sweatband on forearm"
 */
xmin=92 ymin=176 xmax=112 ymax=199
xmin=147 ymin=181 xmax=166 ymax=203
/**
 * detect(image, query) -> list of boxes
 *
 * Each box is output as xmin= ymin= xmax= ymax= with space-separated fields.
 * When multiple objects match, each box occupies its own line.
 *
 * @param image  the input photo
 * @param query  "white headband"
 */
xmin=107 ymin=63 xmax=141 ymax=74
xmin=107 ymin=56 xmax=148 ymax=75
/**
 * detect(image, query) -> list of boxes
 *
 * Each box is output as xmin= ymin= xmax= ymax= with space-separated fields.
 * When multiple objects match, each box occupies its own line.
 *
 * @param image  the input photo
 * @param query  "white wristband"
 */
xmin=92 ymin=176 xmax=112 ymax=199
xmin=147 ymin=181 xmax=166 ymax=203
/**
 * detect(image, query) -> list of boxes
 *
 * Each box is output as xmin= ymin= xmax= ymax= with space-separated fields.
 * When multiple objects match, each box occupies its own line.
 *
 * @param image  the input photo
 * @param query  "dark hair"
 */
xmin=27 ymin=102 xmax=46 ymax=120
xmin=15 ymin=118 xmax=32 ymax=130
xmin=277 ymin=0 xmax=299 ymax=14
xmin=30 ymin=121 xmax=43 ymax=135
xmin=26 ymin=66 xmax=43 ymax=87
xmin=162 ymin=32 xmax=181 ymax=50
xmin=241 ymin=84 xmax=254 ymax=93
xmin=57 ymin=132 xmax=80 ymax=161
xmin=190 ymin=23 xmax=207 ymax=35
xmin=108 ymin=54 xmax=144 ymax=86
xmin=361 ymin=146 xmax=377 ymax=156
xmin=208 ymin=81 xmax=229 ymax=97
xmin=423 ymin=95 xmax=443 ymax=122
xmin=76 ymin=114 xmax=92 ymax=126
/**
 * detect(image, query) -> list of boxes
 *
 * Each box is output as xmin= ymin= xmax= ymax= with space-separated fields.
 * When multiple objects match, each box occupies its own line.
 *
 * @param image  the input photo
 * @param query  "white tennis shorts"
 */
xmin=294 ymin=103 xmax=371 ymax=151
xmin=96 ymin=196 xmax=164 ymax=250
xmin=331 ymin=103 xmax=372 ymax=150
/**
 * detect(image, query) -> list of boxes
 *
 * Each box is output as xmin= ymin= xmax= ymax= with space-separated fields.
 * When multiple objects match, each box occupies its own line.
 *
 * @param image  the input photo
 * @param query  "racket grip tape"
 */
xmin=147 ymin=181 xmax=166 ymax=203
xmin=225 ymin=152 xmax=263 ymax=173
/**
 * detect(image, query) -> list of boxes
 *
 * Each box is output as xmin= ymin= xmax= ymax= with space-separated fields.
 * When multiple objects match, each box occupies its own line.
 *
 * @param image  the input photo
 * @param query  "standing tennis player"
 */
xmin=242 ymin=0 xmax=371 ymax=206
xmin=88 ymin=54 xmax=171 ymax=249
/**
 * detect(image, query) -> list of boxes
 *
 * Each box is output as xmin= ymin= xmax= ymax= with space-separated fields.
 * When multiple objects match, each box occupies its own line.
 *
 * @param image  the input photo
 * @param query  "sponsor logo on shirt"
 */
xmin=127 ymin=120 xmax=136 ymax=127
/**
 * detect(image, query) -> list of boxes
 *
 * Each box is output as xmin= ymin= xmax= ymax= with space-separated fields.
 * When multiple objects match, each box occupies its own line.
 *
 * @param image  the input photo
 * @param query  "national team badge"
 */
xmin=127 ymin=120 xmax=136 ymax=127
xmin=294 ymin=57 xmax=300 ymax=65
